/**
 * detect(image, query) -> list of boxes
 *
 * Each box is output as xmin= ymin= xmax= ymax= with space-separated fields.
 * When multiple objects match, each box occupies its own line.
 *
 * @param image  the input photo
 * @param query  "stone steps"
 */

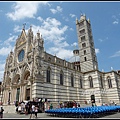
xmin=3 ymin=105 xmax=16 ymax=113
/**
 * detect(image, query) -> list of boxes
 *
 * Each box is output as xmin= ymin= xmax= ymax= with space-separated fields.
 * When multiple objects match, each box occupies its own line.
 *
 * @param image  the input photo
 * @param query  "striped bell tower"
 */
xmin=76 ymin=14 xmax=98 ymax=72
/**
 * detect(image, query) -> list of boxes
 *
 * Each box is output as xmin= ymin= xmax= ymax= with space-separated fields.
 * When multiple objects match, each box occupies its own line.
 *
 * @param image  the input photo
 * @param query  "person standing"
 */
xmin=29 ymin=104 xmax=35 ymax=119
xmin=34 ymin=106 xmax=38 ymax=118
xmin=0 ymin=103 xmax=4 ymax=118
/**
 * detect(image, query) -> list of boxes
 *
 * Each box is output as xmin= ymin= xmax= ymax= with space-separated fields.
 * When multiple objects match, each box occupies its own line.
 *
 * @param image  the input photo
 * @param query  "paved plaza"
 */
xmin=2 ymin=112 xmax=120 ymax=119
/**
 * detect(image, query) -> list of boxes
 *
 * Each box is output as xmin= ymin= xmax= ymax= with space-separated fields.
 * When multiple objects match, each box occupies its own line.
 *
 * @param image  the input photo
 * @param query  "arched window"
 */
xmin=80 ymin=76 xmax=83 ymax=88
xmin=89 ymin=76 xmax=93 ymax=88
xmin=107 ymin=76 xmax=112 ymax=88
xmin=13 ymin=74 xmax=20 ymax=84
xmin=82 ymin=43 xmax=86 ymax=48
xmin=84 ymin=57 xmax=87 ymax=61
xmin=84 ymin=50 xmax=86 ymax=55
xmin=71 ymin=73 xmax=74 ymax=87
xmin=60 ymin=70 xmax=64 ymax=85
xmin=46 ymin=67 xmax=51 ymax=83
xmin=100 ymin=76 xmax=103 ymax=88
xmin=115 ymin=77 xmax=119 ymax=88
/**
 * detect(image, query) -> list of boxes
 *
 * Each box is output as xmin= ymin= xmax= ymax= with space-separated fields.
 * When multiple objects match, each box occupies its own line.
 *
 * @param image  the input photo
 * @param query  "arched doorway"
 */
xmin=91 ymin=94 xmax=95 ymax=103
xmin=24 ymin=71 xmax=30 ymax=101
xmin=13 ymin=74 xmax=20 ymax=102
xmin=26 ymin=88 xmax=30 ymax=100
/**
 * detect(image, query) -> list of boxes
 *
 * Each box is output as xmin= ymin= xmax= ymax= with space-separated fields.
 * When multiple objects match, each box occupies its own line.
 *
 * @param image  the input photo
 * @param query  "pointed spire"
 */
xmin=10 ymin=49 xmax=13 ymax=54
xmin=28 ymin=25 xmax=32 ymax=32
xmin=37 ymin=30 xmax=40 ymax=39
xmin=30 ymin=25 xmax=32 ymax=30
xmin=22 ymin=23 xmax=26 ymax=30
xmin=80 ymin=13 xmax=87 ymax=21
xmin=76 ymin=17 xmax=78 ymax=24
xmin=88 ymin=18 xmax=90 ymax=23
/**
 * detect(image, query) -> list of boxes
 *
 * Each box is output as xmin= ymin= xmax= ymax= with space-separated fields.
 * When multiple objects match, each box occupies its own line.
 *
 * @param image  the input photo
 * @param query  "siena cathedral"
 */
xmin=1 ymin=14 xmax=120 ymax=106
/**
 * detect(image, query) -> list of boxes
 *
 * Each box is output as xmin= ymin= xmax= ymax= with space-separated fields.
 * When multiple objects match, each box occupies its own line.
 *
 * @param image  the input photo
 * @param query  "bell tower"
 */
xmin=76 ymin=14 xmax=98 ymax=72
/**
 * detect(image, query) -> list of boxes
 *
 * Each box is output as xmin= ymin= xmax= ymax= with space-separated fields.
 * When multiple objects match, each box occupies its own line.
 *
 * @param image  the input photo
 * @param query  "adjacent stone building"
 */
xmin=1 ymin=14 xmax=120 ymax=106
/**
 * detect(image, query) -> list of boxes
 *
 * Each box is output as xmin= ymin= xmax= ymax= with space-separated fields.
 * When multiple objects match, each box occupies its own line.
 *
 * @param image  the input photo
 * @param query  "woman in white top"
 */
xmin=29 ymin=104 xmax=35 ymax=119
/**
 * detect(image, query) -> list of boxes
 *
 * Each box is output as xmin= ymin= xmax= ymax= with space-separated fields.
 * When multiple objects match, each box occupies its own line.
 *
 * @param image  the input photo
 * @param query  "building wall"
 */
xmin=1 ymin=14 xmax=120 ymax=107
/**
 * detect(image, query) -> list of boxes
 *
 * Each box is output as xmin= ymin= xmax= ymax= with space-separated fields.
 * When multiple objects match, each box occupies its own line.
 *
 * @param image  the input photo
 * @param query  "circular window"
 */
xmin=18 ymin=49 xmax=25 ymax=62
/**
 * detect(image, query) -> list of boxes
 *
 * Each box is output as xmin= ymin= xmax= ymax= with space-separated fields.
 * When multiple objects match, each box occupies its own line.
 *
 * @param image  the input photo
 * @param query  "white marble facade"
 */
xmin=1 ymin=14 xmax=120 ymax=106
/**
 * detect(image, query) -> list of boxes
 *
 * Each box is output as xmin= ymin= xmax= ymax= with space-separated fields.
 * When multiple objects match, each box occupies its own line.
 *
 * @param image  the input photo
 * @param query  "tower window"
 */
xmin=80 ymin=76 xmax=83 ymax=88
xmin=46 ymin=67 xmax=51 ymax=83
xmin=84 ymin=50 xmax=86 ymax=55
xmin=89 ymin=76 xmax=93 ymax=88
xmin=60 ymin=70 xmax=64 ymax=85
xmin=84 ymin=57 xmax=87 ymax=61
xmin=82 ymin=43 xmax=86 ymax=48
xmin=115 ymin=77 xmax=119 ymax=88
xmin=91 ymin=42 xmax=94 ymax=47
xmin=107 ymin=76 xmax=112 ymax=88
xmin=71 ymin=73 xmax=74 ymax=87
xmin=79 ymin=21 xmax=84 ymax=27
xmin=80 ymin=29 xmax=85 ymax=35
xmin=100 ymin=76 xmax=103 ymax=88
xmin=81 ymin=36 xmax=85 ymax=42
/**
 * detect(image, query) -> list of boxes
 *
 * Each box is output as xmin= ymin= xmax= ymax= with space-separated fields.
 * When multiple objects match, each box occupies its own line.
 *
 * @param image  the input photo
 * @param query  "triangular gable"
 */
xmin=17 ymin=29 xmax=27 ymax=46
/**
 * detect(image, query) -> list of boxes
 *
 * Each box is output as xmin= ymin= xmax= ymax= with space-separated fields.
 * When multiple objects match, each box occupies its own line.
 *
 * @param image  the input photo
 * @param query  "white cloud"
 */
xmin=50 ymin=9 xmax=57 ymax=14
xmin=10 ymin=16 xmax=70 ymax=60
xmin=98 ymin=38 xmax=103 ymax=42
xmin=14 ymin=25 xmax=21 ymax=33
xmin=50 ymin=6 xmax=62 ymax=14
xmin=6 ymin=1 xmax=49 ymax=21
xmin=69 ymin=13 xmax=76 ymax=18
xmin=69 ymin=56 xmax=80 ymax=62
xmin=112 ymin=15 xmax=119 ymax=24
xmin=62 ymin=16 xmax=69 ymax=21
xmin=110 ymin=50 xmax=120 ymax=57
xmin=71 ymin=42 xmax=78 ymax=47
xmin=0 ymin=70 xmax=4 ymax=81
xmin=57 ymin=49 xmax=73 ymax=60
xmin=48 ymin=47 xmax=73 ymax=60
xmin=95 ymin=48 xmax=100 ymax=54
xmin=32 ymin=17 xmax=68 ymax=46
xmin=4 ymin=36 xmax=17 ymax=46
xmin=0 ymin=46 xmax=13 ymax=56
xmin=37 ymin=16 xmax=44 ymax=22
xmin=0 ymin=62 xmax=5 ymax=81
xmin=0 ymin=63 xmax=5 ymax=71
xmin=113 ymin=21 xmax=119 ymax=24
xmin=70 ymin=28 xmax=74 ymax=31
xmin=98 ymin=37 xmax=108 ymax=42
xmin=56 ymin=6 xmax=62 ymax=12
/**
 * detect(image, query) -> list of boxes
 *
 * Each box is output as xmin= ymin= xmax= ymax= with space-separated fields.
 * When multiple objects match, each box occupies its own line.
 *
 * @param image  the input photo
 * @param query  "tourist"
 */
xmin=0 ymin=103 xmax=4 ymax=118
xmin=29 ymin=104 xmax=35 ymax=119
xmin=34 ymin=106 xmax=38 ymax=118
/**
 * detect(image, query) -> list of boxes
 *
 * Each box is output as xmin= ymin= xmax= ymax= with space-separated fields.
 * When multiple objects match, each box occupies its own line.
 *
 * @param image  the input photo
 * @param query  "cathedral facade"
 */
xmin=1 ymin=14 xmax=120 ymax=106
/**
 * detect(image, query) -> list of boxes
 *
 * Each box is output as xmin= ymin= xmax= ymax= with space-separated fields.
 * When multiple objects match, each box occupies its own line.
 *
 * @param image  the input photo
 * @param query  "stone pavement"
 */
xmin=3 ymin=112 xmax=73 ymax=119
xmin=2 ymin=112 xmax=120 ymax=119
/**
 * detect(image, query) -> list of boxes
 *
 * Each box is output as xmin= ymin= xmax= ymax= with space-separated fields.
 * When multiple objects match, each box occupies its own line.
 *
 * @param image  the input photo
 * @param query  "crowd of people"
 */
xmin=14 ymin=98 xmax=45 ymax=118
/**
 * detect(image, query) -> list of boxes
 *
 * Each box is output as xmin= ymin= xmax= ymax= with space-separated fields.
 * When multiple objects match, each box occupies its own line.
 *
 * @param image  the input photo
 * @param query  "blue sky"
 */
xmin=0 ymin=1 xmax=120 ymax=81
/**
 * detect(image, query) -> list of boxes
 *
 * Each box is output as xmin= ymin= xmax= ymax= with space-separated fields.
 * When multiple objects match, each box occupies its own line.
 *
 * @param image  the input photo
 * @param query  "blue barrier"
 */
xmin=45 ymin=105 xmax=120 ymax=118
